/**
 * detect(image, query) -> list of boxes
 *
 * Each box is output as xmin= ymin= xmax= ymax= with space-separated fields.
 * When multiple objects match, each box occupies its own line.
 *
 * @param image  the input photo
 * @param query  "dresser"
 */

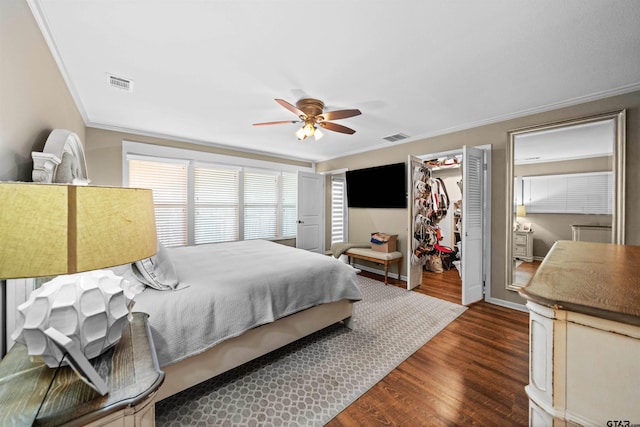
xmin=519 ymin=241 xmax=640 ymax=426
xmin=513 ymin=230 xmax=534 ymax=262
xmin=0 ymin=312 xmax=164 ymax=427
xmin=570 ymin=224 xmax=612 ymax=243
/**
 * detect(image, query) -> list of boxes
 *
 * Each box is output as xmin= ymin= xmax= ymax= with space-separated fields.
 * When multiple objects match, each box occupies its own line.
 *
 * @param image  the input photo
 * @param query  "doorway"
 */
xmin=407 ymin=145 xmax=492 ymax=306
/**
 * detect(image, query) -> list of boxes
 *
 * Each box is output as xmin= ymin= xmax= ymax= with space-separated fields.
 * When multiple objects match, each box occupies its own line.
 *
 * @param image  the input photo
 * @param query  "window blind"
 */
xmin=194 ymin=166 xmax=240 ymax=244
xmin=331 ymin=177 xmax=347 ymax=244
xmin=128 ymin=158 xmax=188 ymax=247
xmin=244 ymin=170 xmax=278 ymax=240
xmin=523 ymin=172 xmax=612 ymax=214
xmin=128 ymin=153 xmax=300 ymax=246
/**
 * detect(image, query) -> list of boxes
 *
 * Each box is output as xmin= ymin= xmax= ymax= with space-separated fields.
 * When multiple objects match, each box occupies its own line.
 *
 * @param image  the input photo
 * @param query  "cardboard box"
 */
xmin=371 ymin=233 xmax=398 ymax=252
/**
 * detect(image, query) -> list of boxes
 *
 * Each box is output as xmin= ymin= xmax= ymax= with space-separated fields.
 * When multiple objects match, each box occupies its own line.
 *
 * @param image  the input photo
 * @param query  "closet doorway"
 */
xmin=407 ymin=145 xmax=492 ymax=305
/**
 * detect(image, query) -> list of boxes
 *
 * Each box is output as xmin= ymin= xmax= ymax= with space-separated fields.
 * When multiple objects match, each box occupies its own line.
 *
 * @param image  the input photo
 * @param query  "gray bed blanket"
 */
xmin=131 ymin=240 xmax=361 ymax=367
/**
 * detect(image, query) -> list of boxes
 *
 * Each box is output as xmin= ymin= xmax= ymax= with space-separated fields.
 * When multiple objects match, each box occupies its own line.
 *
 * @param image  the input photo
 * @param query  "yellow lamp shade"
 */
xmin=0 ymin=182 xmax=157 ymax=278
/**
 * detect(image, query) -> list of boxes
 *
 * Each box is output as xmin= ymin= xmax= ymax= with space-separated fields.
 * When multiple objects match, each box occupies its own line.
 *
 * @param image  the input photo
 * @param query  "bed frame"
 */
xmin=155 ymin=299 xmax=354 ymax=401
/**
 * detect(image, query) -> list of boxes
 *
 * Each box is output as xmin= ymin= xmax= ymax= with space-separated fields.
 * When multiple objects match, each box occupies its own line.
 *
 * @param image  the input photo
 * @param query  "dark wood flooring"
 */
xmin=327 ymin=268 xmax=530 ymax=426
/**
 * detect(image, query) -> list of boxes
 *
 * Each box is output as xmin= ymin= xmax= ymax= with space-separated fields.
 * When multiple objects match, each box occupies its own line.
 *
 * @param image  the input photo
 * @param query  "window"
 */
xmin=331 ymin=176 xmax=348 ymax=244
xmin=194 ymin=165 xmax=240 ymax=244
xmin=125 ymin=144 xmax=304 ymax=247
xmin=244 ymin=170 xmax=278 ymax=240
xmin=523 ymin=172 xmax=612 ymax=214
xmin=128 ymin=158 xmax=188 ymax=247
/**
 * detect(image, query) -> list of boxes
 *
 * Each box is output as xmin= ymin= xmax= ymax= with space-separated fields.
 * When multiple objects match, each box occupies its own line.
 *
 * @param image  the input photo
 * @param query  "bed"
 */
xmin=125 ymin=239 xmax=361 ymax=400
xmin=30 ymin=129 xmax=362 ymax=402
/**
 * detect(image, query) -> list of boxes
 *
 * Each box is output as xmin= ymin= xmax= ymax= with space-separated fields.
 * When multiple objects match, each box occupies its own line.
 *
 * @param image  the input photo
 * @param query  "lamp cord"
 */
xmin=33 ymin=351 xmax=68 ymax=425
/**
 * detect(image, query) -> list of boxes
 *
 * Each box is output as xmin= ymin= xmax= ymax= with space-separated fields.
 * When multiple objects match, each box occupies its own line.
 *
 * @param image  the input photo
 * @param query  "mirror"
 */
xmin=506 ymin=110 xmax=626 ymax=290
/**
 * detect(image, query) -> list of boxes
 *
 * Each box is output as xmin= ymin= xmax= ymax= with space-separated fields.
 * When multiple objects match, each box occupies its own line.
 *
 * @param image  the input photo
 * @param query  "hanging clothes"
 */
xmin=410 ymin=160 xmax=453 ymax=268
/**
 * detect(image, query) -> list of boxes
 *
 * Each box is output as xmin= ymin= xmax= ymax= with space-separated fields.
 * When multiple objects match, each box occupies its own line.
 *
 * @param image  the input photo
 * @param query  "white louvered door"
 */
xmin=462 ymin=146 xmax=484 ymax=305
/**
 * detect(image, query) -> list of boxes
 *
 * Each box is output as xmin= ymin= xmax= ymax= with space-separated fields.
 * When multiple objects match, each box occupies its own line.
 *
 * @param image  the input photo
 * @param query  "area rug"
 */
xmin=155 ymin=275 xmax=466 ymax=426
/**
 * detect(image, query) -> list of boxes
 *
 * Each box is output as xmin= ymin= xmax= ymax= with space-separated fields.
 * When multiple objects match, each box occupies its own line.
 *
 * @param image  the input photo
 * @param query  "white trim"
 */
xmin=4 ymin=279 xmax=37 ymax=352
xmin=482 ymin=145 xmax=492 ymax=303
xmin=98 ymin=122 xmax=317 ymax=164
xmin=484 ymin=295 xmax=529 ymax=313
xmin=322 ymin=168 xmax=349 ymax=175
xmin=27 ymin=1 xmax=90 ymax=124
xmin=318 ymin=83 xmax=640 ymax=162
xmin=122 ymin=141 xmax=313 ymax=181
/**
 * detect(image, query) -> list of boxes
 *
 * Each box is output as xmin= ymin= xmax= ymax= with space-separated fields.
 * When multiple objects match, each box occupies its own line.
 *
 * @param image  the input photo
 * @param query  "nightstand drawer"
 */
xmin=514 ymin=234 xmax=527 ymax=245
xmin=514 ymin=245 xmax=527 ymax=256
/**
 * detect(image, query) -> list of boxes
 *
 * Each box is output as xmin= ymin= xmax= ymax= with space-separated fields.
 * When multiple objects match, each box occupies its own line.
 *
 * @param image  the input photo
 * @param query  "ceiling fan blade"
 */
xmin=275 ymin=99 xmax=306 ymax=118
xmin=320 ymin=109 xmax=362 ymax=121
xmin=319 ymin=121 xmax=356 ymax=135
xmin=253 ymin=120 xmax=300 ymax=126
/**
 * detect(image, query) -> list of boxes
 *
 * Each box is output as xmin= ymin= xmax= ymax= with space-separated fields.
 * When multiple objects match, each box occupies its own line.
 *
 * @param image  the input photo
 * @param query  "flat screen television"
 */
xmin=346 ymin=162 xmax=407 ymax=208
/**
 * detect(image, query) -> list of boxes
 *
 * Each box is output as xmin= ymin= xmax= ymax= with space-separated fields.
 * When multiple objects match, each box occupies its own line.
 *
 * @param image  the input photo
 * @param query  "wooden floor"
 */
xmin=327 ymin=268 xmax=530 ymax=427
xmin=514 ymin=259 xmax=542 ymax=287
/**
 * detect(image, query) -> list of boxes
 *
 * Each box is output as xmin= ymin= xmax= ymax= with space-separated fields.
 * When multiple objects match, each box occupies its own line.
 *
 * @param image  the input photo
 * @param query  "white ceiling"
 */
xmin=29 ymin=0 xmax=640 ymax=163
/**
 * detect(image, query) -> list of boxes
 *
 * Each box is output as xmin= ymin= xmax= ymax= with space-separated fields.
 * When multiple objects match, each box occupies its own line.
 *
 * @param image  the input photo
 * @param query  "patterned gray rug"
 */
xmin=155 ymin=275 xmax=466 ymax=426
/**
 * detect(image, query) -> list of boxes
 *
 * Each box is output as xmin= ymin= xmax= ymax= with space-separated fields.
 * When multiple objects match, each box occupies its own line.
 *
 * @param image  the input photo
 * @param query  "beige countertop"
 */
xmin=519 ymin=240 xmax=640 ymax=327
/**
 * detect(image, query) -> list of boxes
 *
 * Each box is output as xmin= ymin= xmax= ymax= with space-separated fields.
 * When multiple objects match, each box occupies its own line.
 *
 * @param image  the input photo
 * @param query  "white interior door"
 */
xmin=296 ymin=171 xmax=325 ymax=253
xmin=462 ymin=146 xmax=484 ymax=305
xmin=407 ymin=155 xmax=424 ymax=290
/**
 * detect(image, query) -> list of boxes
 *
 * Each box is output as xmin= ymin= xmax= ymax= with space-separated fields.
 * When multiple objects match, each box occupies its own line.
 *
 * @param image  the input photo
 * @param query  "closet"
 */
xmin=409 ymin=156 xmax=462 ymax=275
xmin=407 ymin=146 xmax=489 ymax=305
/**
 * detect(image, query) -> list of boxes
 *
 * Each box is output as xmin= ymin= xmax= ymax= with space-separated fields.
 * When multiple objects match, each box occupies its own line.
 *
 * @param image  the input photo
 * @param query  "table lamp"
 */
xmin=0 ymin=182 xmax=157 ymax=395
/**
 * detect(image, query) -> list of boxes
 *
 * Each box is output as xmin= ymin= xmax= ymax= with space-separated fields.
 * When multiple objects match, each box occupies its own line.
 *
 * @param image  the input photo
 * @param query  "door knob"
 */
xmin=297 ymin=220 xmax=304 ymax=224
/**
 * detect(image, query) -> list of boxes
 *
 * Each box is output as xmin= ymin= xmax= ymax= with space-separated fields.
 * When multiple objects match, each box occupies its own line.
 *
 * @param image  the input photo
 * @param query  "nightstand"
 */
xmin=0 ymin=312 xmax=164 ymax=427
xmin=513 ymin=230 xmax=534 ymax=262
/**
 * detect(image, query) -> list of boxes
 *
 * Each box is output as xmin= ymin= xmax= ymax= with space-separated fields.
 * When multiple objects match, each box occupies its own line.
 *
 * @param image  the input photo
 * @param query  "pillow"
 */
xmin=132 ymin=243 xmax=179 ymax=291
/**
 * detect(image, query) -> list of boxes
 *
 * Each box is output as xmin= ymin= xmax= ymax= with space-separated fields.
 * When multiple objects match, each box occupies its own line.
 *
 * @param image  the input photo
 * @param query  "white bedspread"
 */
xmin=131 ymin=240 xmax=361 ymax=367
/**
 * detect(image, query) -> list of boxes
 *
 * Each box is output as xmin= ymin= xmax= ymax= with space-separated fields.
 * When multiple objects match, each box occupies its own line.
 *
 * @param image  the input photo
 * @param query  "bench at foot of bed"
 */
xmin=344 ymin=248 xmax=403 ymax=285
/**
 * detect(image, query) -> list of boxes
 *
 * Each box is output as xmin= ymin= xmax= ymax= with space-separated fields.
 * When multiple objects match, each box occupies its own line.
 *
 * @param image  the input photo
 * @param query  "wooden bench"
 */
xmin=344 ymin=248 xmax=403 ymax=285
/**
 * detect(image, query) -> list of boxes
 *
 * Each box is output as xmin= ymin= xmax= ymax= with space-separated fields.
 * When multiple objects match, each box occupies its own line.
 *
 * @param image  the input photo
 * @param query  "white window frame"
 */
xmin=123 ymin=141 xmax=313 ymax=246
xmin=330 ymin=175 xmax=348 ymax=244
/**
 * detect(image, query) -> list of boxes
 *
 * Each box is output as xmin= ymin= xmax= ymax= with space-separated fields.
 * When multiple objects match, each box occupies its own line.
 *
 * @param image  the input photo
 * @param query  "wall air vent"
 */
xmin=107 ymin=74 xmax=134 ymax=92
xmin=383 ymin=133 xmax=409 ymax=142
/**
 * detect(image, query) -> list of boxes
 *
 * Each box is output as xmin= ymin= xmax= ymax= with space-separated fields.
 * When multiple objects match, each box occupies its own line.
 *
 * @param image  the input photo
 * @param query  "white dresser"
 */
xmin=519 ymin=241 xmax=640 ymax=426
xmin=570 ymin=224 xmax=612 ymax=243
xmin=513 ymin=230 xmax=534 ymax=262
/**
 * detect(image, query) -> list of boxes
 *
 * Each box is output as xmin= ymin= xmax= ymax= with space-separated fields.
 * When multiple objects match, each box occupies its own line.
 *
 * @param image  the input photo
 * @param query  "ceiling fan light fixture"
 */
xmin=303 ymin=122 xmax=315 ymax=137
xmin=254 ymin=98 xmax=361 ymax=140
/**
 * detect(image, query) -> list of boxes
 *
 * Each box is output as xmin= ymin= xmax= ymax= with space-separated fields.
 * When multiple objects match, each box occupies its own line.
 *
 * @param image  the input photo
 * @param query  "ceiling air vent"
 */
xmin=107 ymin=74 xmax=134 ymax=92
xmin=383 ymin=133 xmax=409 ymax=142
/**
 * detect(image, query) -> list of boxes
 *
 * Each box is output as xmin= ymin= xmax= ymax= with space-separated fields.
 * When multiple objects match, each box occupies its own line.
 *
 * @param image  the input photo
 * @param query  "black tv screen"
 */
xmin=346 ymin=162 xmax=407 ymax=208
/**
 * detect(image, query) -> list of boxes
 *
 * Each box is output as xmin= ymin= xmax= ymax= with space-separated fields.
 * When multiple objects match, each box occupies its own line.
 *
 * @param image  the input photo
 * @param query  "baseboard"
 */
xmin=484 ymin=296 xmax=529 ymax=313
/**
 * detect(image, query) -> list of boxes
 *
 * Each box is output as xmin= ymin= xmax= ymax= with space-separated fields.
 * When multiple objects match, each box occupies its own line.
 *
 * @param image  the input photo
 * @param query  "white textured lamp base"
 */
xmin=11 ymin=270 xmax=134 ymax=368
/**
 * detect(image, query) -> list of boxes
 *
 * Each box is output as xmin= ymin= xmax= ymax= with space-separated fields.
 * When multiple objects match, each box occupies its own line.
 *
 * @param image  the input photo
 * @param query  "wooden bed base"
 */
xmin=156 ymin=299 xmax=355 ymax=401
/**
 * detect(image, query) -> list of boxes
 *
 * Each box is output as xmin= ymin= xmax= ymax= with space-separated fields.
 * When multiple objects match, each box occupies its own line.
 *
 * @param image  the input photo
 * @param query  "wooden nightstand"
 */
xmin=0 ymin=312 xmax=164 ymax=427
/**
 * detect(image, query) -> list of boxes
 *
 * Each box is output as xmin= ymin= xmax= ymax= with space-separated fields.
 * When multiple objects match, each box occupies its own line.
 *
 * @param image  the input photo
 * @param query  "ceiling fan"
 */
xmin=253 ymin=98 xmax=361 ymax=141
